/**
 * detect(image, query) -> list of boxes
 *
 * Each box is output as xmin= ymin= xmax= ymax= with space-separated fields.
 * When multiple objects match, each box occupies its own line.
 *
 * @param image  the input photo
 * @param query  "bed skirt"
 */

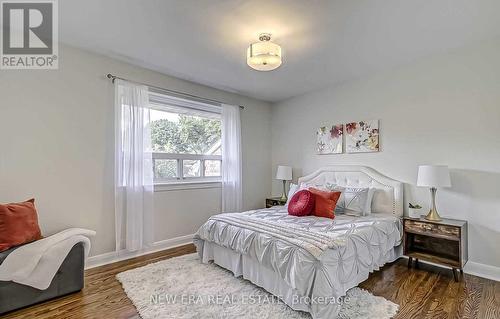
xmin=197 ymin=241 xmax=342 ymax=319
xmin=196 ymin=239 xmax=402 ymax=319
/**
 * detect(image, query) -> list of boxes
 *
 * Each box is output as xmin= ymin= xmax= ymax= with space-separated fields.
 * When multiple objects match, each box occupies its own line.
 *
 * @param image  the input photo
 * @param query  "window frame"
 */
xmin=152 ymin=152 xmax=222 ymax=185
xmin=148 ymin=91 xmax=223 ymax=186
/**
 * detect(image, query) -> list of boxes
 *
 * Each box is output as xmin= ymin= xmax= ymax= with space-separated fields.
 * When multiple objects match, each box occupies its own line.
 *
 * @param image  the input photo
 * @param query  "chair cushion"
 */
xmin=0 ymin=199 xmax=42 ymax=252
xmin=309 ymin=188 xmax=341 ymax=219
xmin=0 ymin=243 xmax=85 ymax=315
xmin=287 ymin=190 xmax=315 ymax=216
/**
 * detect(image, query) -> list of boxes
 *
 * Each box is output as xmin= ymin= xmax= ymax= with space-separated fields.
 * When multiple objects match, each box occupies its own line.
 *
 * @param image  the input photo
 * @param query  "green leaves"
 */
xmin=150 ymin=114 xmax=221 ymax=154
xmin=409 ymin=203 xmax=422 ymax=209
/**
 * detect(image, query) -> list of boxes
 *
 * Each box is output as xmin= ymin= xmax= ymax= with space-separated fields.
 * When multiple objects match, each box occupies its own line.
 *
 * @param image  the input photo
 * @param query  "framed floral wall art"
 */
xmin=316 ymin=124 xmax=343 ymax=154
xmin=345 ymin=120 xmax=379 ymax=153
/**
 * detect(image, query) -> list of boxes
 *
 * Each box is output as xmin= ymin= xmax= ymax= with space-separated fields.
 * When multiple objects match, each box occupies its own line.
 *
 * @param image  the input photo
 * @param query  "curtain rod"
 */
xmin=106 ymin=74 xmax=244 ymax=109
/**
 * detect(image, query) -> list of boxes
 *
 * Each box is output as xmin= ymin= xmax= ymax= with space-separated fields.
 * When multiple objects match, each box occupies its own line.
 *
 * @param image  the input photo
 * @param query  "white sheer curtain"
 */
xmin=114 ymin=79 xmax=154 ymax=252
xmin=221 ymin=104 xmax=243 ymax=212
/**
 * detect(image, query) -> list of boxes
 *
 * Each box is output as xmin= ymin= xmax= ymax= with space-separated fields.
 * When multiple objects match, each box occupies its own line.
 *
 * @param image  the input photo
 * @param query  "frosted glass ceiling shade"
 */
xmin=247 ymin=34 xmax=282 ymax=71
xmin=417 ymin=165 xmax=451 ymax=187
xmin=276 ymin=165 xmax=292 ymax=181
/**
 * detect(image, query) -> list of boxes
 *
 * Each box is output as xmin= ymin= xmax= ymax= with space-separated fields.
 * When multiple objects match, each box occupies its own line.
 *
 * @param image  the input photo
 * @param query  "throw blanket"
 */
xmin=0 ymin=228 xmax=96 ymax=290
xmin=209 ymin=212 xmax=344 ymax=258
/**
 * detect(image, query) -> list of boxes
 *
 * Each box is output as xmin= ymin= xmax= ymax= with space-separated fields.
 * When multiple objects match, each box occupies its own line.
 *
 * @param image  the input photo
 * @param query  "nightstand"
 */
xmin=266 ymin=197 xmax=287 ymax=208
xmin=403 ymin=216 xmax=468 ymax=282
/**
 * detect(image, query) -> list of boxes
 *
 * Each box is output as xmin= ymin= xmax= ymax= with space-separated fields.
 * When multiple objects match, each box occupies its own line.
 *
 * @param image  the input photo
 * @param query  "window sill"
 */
xmin=154 ymin=180 xmax=222 ymax=192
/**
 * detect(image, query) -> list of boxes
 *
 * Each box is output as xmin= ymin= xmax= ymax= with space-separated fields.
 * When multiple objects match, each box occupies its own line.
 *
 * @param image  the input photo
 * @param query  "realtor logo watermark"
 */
xmin=1 ymin=0 xmax=58 ymax=69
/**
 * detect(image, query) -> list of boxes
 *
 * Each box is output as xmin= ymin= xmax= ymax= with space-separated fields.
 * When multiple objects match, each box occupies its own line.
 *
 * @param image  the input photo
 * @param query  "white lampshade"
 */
xmin=276 ymin=165 xmax=292 ymax=181
xmin=417 ymin=165 xmax=451 ymax=188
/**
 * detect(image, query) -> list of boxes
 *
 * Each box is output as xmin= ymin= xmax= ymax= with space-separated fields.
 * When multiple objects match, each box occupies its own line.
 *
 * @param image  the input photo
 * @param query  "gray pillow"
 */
xmin=325 ymin=184 xmax=374 ymax=216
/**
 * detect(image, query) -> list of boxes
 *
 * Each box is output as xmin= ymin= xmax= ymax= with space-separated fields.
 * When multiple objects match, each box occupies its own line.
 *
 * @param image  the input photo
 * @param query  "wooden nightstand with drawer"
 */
xmin=403 ymin=217 xmax=468 ymax=281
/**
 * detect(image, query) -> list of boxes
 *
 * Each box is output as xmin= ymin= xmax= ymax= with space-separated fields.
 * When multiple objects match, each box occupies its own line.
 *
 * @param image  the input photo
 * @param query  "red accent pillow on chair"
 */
xmin=308 ymin=188 xmax=341 ymax=219
xmin=287 ymin=190 xmax=315 ymax=216
xmin=0 ymin=199 xmax=42 ymax=252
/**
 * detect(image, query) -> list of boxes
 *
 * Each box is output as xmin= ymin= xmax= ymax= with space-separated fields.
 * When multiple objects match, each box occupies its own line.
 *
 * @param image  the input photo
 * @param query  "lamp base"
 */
xmin=424 ymin=209 xmax=442 ymax=222
xmin=280 ymin=180 xmax=287 ymax=202
xmin=424 ymin=187 xmax=442 ymax=221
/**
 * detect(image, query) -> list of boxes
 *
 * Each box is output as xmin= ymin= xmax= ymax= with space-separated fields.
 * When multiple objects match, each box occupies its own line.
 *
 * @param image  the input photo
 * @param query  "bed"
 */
xmin=193 ymin=166 xmax=404 ymax=319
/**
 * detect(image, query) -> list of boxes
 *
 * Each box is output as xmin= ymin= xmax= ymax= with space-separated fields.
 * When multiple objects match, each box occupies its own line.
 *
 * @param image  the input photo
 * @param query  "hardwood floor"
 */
xmin=2 ymin=244 xmax=499 ymax=319
xmin=1 ymin=245 xmax=196 ymax=319
xmin=359 ymin=260 xmax=500 ymax=319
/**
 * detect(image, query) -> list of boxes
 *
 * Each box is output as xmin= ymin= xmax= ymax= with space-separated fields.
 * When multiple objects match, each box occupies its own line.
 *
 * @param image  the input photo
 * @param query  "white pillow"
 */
xmin=285 ymin=183 xmax=299 ymax=206
xmin=365 ymin=188 xmax=375 ymax=215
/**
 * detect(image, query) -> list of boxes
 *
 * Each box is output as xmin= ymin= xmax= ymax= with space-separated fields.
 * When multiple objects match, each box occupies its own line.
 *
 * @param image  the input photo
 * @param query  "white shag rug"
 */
xmin=116 ymin=254 xmax=398 ymax=319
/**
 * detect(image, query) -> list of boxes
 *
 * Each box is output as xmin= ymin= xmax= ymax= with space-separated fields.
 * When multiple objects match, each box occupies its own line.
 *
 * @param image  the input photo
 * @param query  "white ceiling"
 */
xmin=60 ymin=0 xmax=500 ymax=102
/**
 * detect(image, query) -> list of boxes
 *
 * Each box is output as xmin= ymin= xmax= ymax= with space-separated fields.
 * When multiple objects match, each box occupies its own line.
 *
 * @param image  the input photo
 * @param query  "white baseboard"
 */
xmin=464 ymin=261 xmax=500 ymax=282
xmin=401 ymin=256 xmax=500 ymax=282
xmin=85 ymin=234 xmax=194 ymax=269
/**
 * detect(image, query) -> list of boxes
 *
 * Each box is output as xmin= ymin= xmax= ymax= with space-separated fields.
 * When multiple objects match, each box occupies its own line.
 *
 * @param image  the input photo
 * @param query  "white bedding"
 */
xmin=194 ymin=206 xmax=402 ymax=319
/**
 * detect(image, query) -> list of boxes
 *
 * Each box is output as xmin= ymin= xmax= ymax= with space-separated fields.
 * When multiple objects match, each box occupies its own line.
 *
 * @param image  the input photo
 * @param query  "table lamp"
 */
xmin=417 ymin=165 xmax=451 ymax=221
xmin=276 ymin=165 xmax=292 ymax=201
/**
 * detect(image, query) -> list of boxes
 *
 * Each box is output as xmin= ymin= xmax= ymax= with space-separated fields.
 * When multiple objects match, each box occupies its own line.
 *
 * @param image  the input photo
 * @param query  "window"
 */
xmin=149 ymin=91 xmax=222 ymax=184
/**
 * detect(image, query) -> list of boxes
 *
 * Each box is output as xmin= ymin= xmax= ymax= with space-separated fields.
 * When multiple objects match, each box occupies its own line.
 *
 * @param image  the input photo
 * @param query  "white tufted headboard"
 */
xmin=298 ymin=166 xmax=403 ymax=217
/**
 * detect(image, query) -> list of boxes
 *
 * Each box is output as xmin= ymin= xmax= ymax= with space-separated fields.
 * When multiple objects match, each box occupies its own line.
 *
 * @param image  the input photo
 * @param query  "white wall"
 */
xmin=271 ymin=38 xmax=500 ymax=269
xmin=0 ymin=44 xmax=272 ymax=256
xmin=153 ymin=188 xmax=222 ymax=242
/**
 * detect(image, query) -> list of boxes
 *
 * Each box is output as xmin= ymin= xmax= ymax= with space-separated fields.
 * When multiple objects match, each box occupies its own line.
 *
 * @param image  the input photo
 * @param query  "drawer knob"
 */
xmin=423 ymin=224 xmax=433 ymax=231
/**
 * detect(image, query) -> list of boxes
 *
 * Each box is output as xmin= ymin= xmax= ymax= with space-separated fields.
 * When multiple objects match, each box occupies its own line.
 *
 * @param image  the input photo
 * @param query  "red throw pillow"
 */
xmin=0 ymin=199 xmax=42 ymax=252
xmin=309 ymin=188 xmax=341 ymax=219
xmin=287 ymin=190 xmax=315 ymax=217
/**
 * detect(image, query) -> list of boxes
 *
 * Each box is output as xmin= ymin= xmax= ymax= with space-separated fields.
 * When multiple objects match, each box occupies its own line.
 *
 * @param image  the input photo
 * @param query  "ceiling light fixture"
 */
xmin=247 ymin=33 xmax=282 ymax=71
